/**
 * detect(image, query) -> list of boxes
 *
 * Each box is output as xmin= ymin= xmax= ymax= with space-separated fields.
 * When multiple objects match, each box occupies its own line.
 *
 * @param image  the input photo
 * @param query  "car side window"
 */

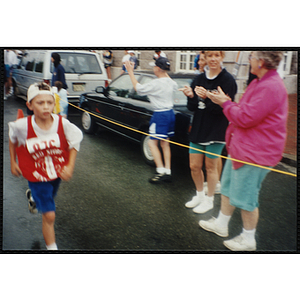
xmin=34 ymin=53 xmax=44 ymax=73
xmin=24 ymin=53 xmax=35 ymax=71
xmin=173 ymin=78 xmax=193 ymax=105
xmin=131 ymin=75 xmax=153 ymax=102
xmin=108 ymin=74 xmax=134 ymax=98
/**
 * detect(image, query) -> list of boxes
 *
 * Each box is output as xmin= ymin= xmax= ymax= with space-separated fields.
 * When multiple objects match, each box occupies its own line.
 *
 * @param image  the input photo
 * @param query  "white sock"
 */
xmin=242 ymin=228 xmax=256 ymax=242
xmin=206 ymin=195 xmax=214 ymax=203
xmin=46 ymin=243 xmax=58 ymax=250
xmin=216 ymin=211 xmax=231 ymax=227
xmin=156 ymin=167 xmax=165 ymax=174
xmin=165 ymin=169 xmax=171 ymax=175
xmin=196 ymin=190 xmax=205 ymax=198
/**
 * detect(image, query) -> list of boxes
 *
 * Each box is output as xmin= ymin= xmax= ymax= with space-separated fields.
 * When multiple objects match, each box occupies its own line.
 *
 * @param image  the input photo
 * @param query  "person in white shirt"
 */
xmin=125 ymin=57 xmax=178 ymax=183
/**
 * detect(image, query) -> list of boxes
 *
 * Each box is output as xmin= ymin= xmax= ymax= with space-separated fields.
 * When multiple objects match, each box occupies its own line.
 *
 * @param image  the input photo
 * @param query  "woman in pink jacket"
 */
xmin=199 ymin=51 xmax=288 ymax=251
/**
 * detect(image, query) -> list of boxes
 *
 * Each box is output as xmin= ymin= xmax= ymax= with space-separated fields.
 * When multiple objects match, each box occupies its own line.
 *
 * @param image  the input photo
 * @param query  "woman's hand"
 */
xmin=207 ymin=86 xmax=231 ymax=106
xmin=178 ymin=85 xmax=194 ymax=98
xmin=194 ymin=86 xmax=208 ymax=99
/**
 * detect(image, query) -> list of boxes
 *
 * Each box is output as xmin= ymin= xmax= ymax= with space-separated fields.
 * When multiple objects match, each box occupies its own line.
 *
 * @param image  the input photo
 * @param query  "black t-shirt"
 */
xmin=187 ymin=68 xmax=237 ymax=144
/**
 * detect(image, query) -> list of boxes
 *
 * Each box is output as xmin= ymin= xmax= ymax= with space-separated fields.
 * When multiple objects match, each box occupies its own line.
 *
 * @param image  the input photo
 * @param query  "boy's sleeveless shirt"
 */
xmin=16 ymin=115 xmax=69 ymax=182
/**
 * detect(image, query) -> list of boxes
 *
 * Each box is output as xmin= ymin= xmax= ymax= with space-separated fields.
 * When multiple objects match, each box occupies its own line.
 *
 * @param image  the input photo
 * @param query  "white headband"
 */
xmin=27 ymin=84 xmax=55 ymax=102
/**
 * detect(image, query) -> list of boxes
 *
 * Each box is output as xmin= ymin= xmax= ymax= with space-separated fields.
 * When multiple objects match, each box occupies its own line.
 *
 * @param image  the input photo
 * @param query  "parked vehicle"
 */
xmin=79 ymin=72 xmax=195 ymax=165
xmin=12 ymin=50 xmax=108 ymax=103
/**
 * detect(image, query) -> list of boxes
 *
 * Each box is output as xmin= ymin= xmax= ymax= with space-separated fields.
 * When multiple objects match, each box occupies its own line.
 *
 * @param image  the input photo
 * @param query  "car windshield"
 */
xmin=51 ymin=52 xmax=102 ymax=74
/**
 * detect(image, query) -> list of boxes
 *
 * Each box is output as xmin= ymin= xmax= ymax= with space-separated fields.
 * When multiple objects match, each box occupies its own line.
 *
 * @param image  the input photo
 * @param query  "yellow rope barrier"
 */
xmin=68 ymin=101 xmax=297 ymax=178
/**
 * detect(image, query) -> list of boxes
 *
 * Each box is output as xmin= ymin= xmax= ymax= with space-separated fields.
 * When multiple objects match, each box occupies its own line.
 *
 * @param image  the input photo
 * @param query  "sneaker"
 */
xmin=26 ymin=189 xmax=38 ymax=214
xmin=203 ymin=181 xmax=221 ymax=194
xmin=199 ymin=217 xmax=228 ymax=237
xmin=185 ymin=195 xmax=204 ymax=208
xmin=193 ymin=197 xmax=213 ymax=214
xmin=149 ymin=173 xmax=172 ymax=184
xmin=223 ymin=234 xmax=256 ymax=251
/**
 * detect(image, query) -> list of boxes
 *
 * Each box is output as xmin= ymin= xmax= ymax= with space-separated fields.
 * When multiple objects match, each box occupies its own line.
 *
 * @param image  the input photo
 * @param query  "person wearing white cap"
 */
xmin=8 ymin=82 xmax=83 ymax=250
xmin=125 ymin=57 xmax=178 ymax=183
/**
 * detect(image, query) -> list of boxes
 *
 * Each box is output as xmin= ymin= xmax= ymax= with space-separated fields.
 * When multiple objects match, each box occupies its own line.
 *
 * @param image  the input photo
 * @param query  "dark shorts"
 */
xmin=28 ymin=178 xmax=61 ymax=213
xmin=149 ymin=109 xmax=175 ymax=140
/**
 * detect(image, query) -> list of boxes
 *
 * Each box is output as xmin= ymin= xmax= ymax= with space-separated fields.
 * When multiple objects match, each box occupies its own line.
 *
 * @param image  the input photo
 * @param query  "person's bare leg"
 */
xmin=205 ymin=157 xmax=219 ymax=197
xmin=148 ymin=139 xmax=164 ymax=169
xmin=160 ymin=139 xmax=171 ymax=170
xmin=189 ymin=153 xmax=205 ymax=192
xmin=42 ymin=211 xmax=56 ymax=246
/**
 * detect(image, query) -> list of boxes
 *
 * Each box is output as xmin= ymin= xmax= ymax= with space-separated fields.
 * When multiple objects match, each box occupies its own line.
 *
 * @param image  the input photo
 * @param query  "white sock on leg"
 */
xmin=216 ymin=211 xmax=231 ymax=228
xmin=46 ymin=243 xmax=58 ymax=250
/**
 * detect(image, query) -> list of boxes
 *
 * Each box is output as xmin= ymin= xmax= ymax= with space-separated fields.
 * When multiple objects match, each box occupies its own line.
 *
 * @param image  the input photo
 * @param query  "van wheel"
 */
xmin=81 ymin=111 xmax=96 ymax=134
xmin=141 ymin=135 xmax=155 ymax=166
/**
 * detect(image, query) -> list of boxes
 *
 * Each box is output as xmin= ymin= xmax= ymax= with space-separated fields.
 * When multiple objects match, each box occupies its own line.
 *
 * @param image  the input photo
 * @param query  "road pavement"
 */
xmin=2 ymin=96 xmax=297 ymax=252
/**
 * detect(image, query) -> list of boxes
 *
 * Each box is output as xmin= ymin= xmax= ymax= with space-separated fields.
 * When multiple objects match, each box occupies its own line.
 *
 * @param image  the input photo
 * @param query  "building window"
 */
xmin=176 ymin=51 xmax=197 ymax=73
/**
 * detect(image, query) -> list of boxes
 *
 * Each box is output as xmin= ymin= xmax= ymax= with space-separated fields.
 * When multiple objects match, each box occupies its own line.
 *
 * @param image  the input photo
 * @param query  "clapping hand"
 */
xmin=207 ymin=86 xmax=231 ymax=106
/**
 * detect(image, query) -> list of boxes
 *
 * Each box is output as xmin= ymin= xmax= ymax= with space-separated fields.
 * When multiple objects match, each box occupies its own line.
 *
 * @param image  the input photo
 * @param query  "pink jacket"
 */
xmin=223 ymin=69 xmax=288 ymax=169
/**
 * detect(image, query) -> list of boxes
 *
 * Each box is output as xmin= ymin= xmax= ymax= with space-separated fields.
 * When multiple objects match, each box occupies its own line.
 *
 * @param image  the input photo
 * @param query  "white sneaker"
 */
xmin=193 ymin=197 xmax=213 ymax=214
xmin=185 ymin=195 xmax=203 ymax=208
xmin=203 ymin=181 xmax=221 ymax=194
xmin=223 ymin=234 xmax=256 ymax=251
xmin=199 ymin=217 xmax=228 ymax=237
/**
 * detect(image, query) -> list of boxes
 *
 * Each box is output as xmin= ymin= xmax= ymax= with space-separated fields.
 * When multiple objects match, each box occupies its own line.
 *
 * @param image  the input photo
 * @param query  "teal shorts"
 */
xmin=189 ymin=142 xmax=225 ymax=159
xmin=220 ymin=158 xmax=271 ymax=211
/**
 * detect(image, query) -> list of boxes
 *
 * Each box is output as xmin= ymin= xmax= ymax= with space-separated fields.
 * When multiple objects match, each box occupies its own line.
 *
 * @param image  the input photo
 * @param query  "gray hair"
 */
xmin=256 ymin=51 xmax=284 ymax=70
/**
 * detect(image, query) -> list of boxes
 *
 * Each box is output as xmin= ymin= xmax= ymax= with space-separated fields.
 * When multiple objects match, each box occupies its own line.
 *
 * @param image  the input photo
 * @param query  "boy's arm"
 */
xmin=59 ymin=148 xmax=78 ymax=181
xmin=9 ymin=139 xmax=22 ymax=177
xmin=124 ymin=61 xmax=139 ymax=91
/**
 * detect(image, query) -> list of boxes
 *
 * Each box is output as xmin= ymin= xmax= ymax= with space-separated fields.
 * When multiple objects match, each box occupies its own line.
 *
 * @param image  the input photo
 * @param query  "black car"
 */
xmin=79 ymin=72 xmax=195 ymax=165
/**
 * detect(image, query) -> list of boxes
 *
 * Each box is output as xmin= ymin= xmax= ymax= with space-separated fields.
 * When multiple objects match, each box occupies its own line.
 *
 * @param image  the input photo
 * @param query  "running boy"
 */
xmin=8 ymin=82 xmax=83 ymax=250
xmin=125 ymin=57 xmax=178 ymax=183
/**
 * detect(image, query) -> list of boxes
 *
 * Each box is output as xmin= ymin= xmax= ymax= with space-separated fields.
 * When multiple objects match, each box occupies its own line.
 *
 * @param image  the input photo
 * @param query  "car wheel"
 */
xmin=81 ymin=111 xmax=96 ymax=134
xmin=141 ymin=135 xmax=155 ymax=166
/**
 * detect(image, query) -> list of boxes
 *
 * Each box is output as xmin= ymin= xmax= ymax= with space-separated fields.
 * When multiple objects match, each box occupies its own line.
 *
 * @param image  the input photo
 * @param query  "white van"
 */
xmin=12 ymin=50 xmax=108 ymax=103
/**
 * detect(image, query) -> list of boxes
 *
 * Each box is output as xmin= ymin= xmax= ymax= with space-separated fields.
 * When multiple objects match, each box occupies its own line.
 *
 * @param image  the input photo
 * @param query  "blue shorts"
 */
xmin=189 ymin=142 xmax=225 ymax=159
xmin=220 ymin=159 xmax=271 ymax=211
xmin=28 ymin=178 xmax=61 ymax=213
xmin=149 ymin=109 xmax=175 ymax=140
xmin=5 ymin=64 xmax=10 ymax=78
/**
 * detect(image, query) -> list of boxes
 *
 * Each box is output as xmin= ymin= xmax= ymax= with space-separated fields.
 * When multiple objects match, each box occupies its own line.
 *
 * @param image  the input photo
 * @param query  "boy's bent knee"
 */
xmin=42 ymin=211 xmax=56 ymax=223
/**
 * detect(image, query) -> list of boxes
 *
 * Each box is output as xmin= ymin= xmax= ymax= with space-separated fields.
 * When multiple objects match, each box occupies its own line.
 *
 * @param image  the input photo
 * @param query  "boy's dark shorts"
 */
xmin=28 ymin=178 xmax=61 ymax=213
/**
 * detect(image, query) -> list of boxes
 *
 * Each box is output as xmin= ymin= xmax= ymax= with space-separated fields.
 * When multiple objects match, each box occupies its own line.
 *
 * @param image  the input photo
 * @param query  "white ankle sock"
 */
xmin=165 ymin=169 xmax=171 ymax=175
xmin=242 ymin=228 xmax=256 ymax=242
xmin=196 ymin=190 xmax=205 ymax=197
xmin=156 ymin=167 xmax=165 ymax=174
xmin=46 ymin=243 xmax=58 ymax=250
xmin=216 ymin=211 xmax=231 ymax=227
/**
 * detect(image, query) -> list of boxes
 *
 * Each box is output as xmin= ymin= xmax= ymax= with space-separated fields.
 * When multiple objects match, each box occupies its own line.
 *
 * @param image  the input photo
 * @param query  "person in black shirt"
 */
xmin=180 ymin=51 xmax=237 ymax=214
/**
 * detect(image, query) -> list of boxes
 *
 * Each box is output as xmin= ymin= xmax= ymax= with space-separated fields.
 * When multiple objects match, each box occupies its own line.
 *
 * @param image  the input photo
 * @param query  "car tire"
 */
xmin=141 ymin=135 xmax=155 ymax=166
xmin=81 ymin=111 xmax=96 ymax=134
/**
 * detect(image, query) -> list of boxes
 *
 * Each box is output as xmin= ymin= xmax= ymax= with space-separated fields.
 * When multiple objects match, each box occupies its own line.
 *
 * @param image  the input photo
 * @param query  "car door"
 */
xmin=89 ymin=74 xmax=136 ymax=135
xmin=122 ymin=74 xmax=154 ymax=131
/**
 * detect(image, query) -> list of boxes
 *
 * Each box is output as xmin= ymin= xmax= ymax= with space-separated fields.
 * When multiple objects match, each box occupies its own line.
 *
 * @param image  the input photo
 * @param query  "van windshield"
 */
xmin=51 ymin=52 xmax=102 ymax=74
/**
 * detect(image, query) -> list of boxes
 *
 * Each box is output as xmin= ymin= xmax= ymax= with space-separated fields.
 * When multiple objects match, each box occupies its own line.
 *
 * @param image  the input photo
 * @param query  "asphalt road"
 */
xmin=2 ymin=96 xmax=297 ymax=252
